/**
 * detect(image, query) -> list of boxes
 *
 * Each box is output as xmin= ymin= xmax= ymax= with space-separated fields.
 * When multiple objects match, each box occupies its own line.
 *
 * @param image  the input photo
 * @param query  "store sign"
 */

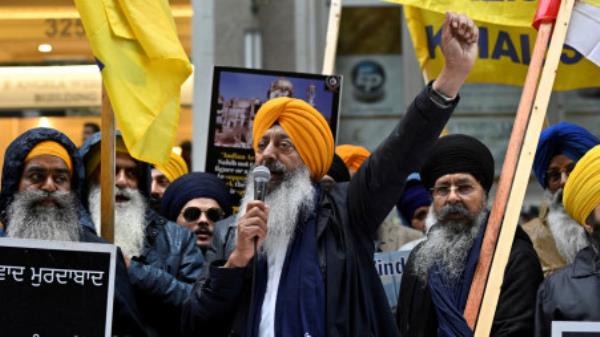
xmin=0 ymin=65 xmax=193 ymax=109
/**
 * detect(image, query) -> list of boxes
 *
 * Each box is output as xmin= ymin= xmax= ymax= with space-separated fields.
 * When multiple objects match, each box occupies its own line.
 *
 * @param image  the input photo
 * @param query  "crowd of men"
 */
xmin=1 ymin=12 xmax=600 ymax=337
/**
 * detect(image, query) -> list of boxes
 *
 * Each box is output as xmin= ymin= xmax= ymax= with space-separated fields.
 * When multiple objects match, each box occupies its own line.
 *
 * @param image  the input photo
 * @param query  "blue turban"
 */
xmin=533 ymin=122 xmax=600 ymax=188
xmin=160 ymin=172 xmax=232 ymax=222
xmin=396 ymin=174 xmax=432 ymax=226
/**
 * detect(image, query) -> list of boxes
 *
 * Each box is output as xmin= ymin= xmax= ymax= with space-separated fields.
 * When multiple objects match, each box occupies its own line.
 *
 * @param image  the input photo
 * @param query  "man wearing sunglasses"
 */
xmin=524 ymin=122 xmax=600 ymax=276
xmin=160 ymin=172 xmax=232 ymax=254
xmin=183 ymin=12 xmax=480 ymax=337
xmin=397 ymin=134 xmax=543 ymax=337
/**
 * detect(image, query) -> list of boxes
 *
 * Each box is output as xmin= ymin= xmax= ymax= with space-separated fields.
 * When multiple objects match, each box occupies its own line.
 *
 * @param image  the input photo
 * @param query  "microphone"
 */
xmin=252 ymin=165 xmax=271 ymax=202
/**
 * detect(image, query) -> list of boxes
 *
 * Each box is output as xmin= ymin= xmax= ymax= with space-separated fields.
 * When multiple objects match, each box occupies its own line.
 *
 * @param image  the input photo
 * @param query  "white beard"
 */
xmin=6 ymin=190 xmax=80 ymax=242
xmin=239 ymin=165 xmax=315 ymax=260
xmin=241 ymin=164 xmax=315 ymax=337
xmin=545 ymin=189 xmax=588 ymax=263
xmin=88 ymin=185 xmax=147 ymax=257
xmin=412 ymin=202 xmax=487 ymax=285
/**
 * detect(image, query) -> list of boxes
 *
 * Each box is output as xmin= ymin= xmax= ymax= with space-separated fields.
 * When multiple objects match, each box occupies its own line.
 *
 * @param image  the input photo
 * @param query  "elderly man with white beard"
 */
xmin=79 ymin=132 xmax=204 ymax=337
xmin=396 ymin=134 xmax=543 ymax=337
xmin=0 ymin=128 xmax=148 ymax=336
xmin=182 ymin=12 xmax=479 ymax=337
xmin=523 ymin=122 xmax=600 ymax=276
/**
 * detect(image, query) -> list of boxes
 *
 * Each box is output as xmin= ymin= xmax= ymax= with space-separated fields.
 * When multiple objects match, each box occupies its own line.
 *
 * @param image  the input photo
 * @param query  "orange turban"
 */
xmin=336 ymin=144 xmax=371 ymax=172
xmin=155 ymin=151 xmax=189 ymax=182
xmin=252 ymin=97 xmax=334 ymax=180
xmin=25 ymin=141 xmax=73 ymax=173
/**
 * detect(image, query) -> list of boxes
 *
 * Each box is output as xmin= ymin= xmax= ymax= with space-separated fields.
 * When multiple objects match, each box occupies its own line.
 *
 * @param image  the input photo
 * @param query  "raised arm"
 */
xmin=348 ymin=12 xmax=479 ymax=237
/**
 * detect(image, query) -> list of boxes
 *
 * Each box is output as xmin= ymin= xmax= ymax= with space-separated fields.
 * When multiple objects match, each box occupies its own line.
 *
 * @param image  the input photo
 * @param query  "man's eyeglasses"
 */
xmin=182 ymin=207 xmax=224 ymax=223
xmin=430 ymin=184 xmax=476 ymax=198
xmin=545 ymin=163 xmax=576 ymax=184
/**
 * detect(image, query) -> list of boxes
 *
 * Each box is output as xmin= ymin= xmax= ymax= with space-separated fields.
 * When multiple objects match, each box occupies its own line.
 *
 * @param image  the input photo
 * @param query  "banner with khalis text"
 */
xmin=386 ymin=0 xmax=600 ymax=91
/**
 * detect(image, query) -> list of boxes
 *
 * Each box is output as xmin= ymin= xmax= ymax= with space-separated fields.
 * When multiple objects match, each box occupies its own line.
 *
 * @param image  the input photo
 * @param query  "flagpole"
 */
xmin=322 ymin=0 xmax=342 ymax=75
xmin=100 ymin=85 xmax=115 ymax=243
xmin=464 ymin=0 xmax=576 ymax=335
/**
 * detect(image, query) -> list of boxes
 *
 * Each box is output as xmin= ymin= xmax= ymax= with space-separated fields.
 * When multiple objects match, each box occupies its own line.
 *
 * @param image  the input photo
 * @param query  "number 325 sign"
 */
xmin=45 ymin=19 xmax=85 ymax=38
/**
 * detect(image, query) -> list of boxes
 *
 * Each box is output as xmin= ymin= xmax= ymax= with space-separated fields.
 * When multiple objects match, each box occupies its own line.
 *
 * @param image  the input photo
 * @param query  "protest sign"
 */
xmin=205 ymin=66 xmax=342 ymax=209
xmin=552 ymin=321 xmax=600 ymax=337
xmin=0 ymin=238 xmax=116 ymax=337
xmin=374 ymin=250 xmax=411 ymax=313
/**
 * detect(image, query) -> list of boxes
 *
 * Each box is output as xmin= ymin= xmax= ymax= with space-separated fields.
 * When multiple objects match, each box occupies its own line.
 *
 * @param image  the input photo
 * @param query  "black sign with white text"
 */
xmin=0 ymin=238 xmax=116 ymax=337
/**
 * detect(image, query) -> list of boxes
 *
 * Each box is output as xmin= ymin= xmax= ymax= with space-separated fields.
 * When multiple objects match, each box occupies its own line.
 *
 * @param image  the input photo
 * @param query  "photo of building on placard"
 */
xmin=206 ymin=66 xmax=342 ymax=209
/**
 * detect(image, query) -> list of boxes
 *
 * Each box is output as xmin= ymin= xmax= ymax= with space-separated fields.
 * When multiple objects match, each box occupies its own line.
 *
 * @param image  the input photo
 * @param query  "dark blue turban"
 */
xmin=160 ymin=172 xmax=232 ymax=222
xmin=396 ymin=174 xmax=432 ymax=226
xmin=533 ymin=122 xmax=600 ymax=188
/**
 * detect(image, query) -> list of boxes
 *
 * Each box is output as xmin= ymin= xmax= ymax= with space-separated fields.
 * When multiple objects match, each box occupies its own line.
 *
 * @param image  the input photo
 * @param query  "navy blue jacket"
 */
xmin=0 ymin=127 xmax=148 ymax=336
xmin=181 ymin=86 xmax=456 ymax=337
xmin=80 ymin=132 xmax=204 ymax=337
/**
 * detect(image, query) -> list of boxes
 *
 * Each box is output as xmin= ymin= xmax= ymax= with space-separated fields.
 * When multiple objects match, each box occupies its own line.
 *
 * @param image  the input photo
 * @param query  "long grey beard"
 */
xmin=545 ymin=189 xmax=588 ymax=263
xmin=239 ymin=165 xmax=315 ymax=259
xmin=88 ymin=185 xmax=147 ymax=257
xmin=6 ymin=190 xmax=80 ymax=242
xmin=412 ymin=205 xmax=487 ymax=285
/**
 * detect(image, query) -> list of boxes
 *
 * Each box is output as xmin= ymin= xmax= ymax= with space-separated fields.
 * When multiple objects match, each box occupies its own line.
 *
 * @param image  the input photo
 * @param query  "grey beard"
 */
xmin=412 ymin=203 xmax=488 ymax=285
xmin=239 ymin=164 xmax=315 ymax=260
xmin=545 ymin=189 xmax=588 ymax=263
xmin=88 ymin=185 xmax=147 ymax=257
xmin=6 ymin=190 xmax=80 ymax=242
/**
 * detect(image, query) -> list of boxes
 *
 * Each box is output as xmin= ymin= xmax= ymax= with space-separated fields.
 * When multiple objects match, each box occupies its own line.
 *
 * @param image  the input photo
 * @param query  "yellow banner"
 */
xmin=386 ymin=0 xmax=537 ymax=27
xmin=404 ymin=7 xmax=600 ymax=91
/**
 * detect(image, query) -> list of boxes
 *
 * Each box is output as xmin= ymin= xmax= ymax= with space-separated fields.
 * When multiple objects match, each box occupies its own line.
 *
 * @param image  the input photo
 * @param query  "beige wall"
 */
xmin=0 ymin=106 xmax=193 ymax=179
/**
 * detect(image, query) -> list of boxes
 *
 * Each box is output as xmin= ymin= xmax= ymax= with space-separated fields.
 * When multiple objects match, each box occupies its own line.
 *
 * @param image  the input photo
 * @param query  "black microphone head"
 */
xmin=252 ymin=165 xmax=271 ymax=183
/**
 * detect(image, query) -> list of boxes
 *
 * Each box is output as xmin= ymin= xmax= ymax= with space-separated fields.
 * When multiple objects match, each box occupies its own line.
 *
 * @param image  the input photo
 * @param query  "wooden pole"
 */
xmin=100 ymin=86 xmax=115 ymax=243
xmin=322 ymin=0 xmax=342 ymax=75
xmin=464 ymin=0 xmax=576 ymax=335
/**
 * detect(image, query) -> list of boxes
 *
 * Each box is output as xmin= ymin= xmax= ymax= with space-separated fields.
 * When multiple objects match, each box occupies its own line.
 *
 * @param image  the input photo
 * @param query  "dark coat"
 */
xmin=79 ymin=132 xmax=204 ymax=337
xmin=396 ymin=225 xmax=543 ymax=337
xmin=181 ymin=85 xmax=456 ymax=337
xmin=535 ymin=246 xmax=600 ymax=337
xmin=0 ymin=127 xmax=148 ymax=336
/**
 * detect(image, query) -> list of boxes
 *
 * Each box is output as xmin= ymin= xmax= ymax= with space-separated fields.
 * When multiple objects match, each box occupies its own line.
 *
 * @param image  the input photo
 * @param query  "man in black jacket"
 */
xmin=80 ymin=133 xmax=204 ymax=337
xmin=396 ymin=134 xmax=543 ymax=337
xmin=535 ymin=145 xmax=600 ymax=337
xmin=182 ymin=12 xmax=480 ymax=337
xmin=0 ymin=128 xmax=147 ymax=336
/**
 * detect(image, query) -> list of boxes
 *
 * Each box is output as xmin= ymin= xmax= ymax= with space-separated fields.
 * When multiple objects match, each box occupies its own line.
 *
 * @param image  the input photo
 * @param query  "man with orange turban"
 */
xmin=535 ymin=145 xmax=600 ymax=336
xmin=336 ymin=144 xmax=371 ymax=176
xmin=0 ymin=128 xmax=147 ymax=336
xmin=183 ymin=12 xmax=480 ymax=337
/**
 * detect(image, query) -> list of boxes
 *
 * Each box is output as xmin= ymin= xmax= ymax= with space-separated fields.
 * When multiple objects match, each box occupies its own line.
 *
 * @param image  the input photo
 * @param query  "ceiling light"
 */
xmin=38 ymin=44 xmax=53 ymax=53
xmin=38 ymin=117 xmax=52 ymax=128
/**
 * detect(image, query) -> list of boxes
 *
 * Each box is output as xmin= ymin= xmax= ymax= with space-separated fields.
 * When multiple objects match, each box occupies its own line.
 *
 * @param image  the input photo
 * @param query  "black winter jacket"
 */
xmin=535 ymin=246 xmax=600 ymax=337
xmin=0 ymin=127 xmax=148 ymax=336
xmin=181 ymin=86 xmax=456 ymax=337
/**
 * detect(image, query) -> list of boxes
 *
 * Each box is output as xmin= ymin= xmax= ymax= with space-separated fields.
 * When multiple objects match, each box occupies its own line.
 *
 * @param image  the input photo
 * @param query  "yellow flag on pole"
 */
xmin=74 ymin=0 xmax=192 ymax=164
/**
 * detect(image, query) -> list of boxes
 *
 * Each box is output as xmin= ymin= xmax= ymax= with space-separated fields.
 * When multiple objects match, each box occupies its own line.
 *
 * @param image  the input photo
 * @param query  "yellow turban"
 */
xmin=563 ymin=145 xmax=600 ymax=225
xmin=336 ymin=144 xmax=371 ymax=172
xmin=25 ymin=141 xmax=73 ymax=173
xmin=252 ymin=97 xmax=334 ymax=180
xmin=154 ymin=151 xmax=189 ymax=182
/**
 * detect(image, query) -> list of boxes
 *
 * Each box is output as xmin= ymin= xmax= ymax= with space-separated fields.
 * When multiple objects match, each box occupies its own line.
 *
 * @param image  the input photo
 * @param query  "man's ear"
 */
xmin=583 ymin=211 xmax=596 ymax=235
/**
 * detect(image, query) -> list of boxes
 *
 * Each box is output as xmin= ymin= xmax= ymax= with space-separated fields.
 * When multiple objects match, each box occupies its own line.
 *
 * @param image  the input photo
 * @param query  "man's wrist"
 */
xmin=223 ymin=251 xmax=250 ymax=268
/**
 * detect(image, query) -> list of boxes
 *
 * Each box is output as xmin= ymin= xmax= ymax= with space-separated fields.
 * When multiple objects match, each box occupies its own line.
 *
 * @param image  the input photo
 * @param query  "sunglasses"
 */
xmin=182 ymin=207 xmax=224 ymax=223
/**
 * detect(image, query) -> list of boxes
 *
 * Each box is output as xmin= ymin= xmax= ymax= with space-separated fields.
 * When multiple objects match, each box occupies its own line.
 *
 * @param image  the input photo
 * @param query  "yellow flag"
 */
xmin=74 ymin=0 xmax=192 ymax=164
xmin=402 ymin=6 xmax=600 ymax=90
xmin=386 ymin=0 xmax=536 ymax=27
